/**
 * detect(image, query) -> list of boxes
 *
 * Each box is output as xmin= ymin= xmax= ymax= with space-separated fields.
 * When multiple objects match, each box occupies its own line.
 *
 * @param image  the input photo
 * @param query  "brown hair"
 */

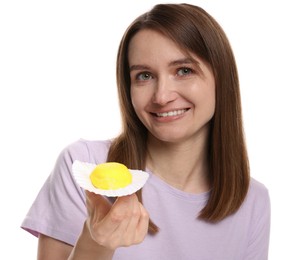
xmin=107 ymin=3 xmax=250 ymax=234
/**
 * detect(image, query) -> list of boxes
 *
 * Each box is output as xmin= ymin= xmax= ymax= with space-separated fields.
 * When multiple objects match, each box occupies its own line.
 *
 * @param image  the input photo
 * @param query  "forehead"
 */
xmin=128 ymin=29 xmax=186 ymax=62
xmin=127 ymin=29 xmax=212 ymax=75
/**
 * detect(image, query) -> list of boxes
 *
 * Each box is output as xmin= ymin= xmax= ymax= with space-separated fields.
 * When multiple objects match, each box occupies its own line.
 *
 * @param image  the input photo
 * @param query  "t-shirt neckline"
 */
xmin=145 ymin=168 xmax=210 ymax=202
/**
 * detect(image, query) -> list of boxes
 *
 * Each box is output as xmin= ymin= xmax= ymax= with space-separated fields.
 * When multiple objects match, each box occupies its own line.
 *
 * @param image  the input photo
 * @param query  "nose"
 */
xmin=152 ymin=77 xmax=177 ymax=105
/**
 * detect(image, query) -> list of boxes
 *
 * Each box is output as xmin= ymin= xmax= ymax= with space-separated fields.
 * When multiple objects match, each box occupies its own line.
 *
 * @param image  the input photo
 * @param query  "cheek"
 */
xmin=206 ymin=87 xmax=216 ymax=112
xmin=189 ymin=83 xmax=216 ymax=116
xmin=204 ymin=88 xmax=216 ymax=119
xmin=130 ymin=88 xmax=138 ymax=111
xmin=130 ymin=88 xmax=147 ymax=114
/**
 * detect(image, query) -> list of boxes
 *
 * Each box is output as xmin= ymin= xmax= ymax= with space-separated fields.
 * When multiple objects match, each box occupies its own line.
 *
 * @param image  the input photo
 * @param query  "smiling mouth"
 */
xmin=154 ymin=109 xmax=189 ymax=118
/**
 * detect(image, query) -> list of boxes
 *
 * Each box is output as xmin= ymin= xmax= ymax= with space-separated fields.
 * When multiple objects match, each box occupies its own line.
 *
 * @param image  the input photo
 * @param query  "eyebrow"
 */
xmin=129 ymin=64 xmax=151 ymax=72
xmin=168 ymin=58 xmax=198 ymax=67
xmin=129 ymin=58 xmax=199 ymax=72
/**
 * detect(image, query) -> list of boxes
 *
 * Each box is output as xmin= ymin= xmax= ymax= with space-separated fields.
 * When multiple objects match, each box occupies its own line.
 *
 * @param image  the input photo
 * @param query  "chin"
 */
xmin=150 ymin=132 xmax=188 ymax=144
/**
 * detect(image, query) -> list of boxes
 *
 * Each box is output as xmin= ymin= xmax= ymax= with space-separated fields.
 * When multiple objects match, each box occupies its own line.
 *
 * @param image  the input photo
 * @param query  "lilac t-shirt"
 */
xmin=21 ymin=139 xmax=270 ymax=259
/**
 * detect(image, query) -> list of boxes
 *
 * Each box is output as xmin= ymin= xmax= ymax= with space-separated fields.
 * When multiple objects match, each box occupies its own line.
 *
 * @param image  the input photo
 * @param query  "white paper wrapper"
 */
xmin=72 ymin=160 xmax=149 ymax=197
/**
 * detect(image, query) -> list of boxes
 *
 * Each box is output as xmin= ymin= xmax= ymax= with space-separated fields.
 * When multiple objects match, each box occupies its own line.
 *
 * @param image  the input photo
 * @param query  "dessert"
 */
xmin=72 ymin=160 xmax=149 ymax=197
xmin=90 ymin=162 xmax=132 ymax=190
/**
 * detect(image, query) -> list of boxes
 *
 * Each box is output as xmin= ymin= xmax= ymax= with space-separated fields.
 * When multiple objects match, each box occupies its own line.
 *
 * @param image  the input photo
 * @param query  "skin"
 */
xmin=38 ymin=193 xmax=148 ymax=259
xmin=129 ymin=30 xmax=215 ymax=145
xmin=37 ymin=29 xmax=216 ymax=259
xmin=129 ymin=29 xmax=215 ymax=193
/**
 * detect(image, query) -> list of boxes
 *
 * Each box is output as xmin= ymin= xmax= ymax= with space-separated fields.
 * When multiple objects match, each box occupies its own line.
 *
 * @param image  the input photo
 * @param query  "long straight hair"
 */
xmin=107 ymin=3 xmax=250 ymax=234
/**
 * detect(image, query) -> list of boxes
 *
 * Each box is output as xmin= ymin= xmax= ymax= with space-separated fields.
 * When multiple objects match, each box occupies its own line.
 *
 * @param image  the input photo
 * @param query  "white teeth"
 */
xmin=156 ymin=109 xmax=187 ymax=117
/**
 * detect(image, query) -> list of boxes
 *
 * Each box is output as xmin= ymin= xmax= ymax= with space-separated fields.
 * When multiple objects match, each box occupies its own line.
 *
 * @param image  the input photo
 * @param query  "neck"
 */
xmin=146 ymin=135 xmax=210 ymax=194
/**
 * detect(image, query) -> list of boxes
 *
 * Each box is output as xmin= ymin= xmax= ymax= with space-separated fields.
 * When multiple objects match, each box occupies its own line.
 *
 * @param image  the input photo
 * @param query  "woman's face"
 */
xmin=128 ymin=29 xmax=215 ymax=144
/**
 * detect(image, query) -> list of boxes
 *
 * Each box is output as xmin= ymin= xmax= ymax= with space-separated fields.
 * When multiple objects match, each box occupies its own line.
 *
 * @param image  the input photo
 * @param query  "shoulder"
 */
xmin=247 ymin=178 xmax=270 ymax=203
xmin=57 ymin=139 xmax=112 ymax=165
xmin=239 ymin=179 xmax=271 ymax=258
xmin=242 ymin=177 xmax=271 ymax=221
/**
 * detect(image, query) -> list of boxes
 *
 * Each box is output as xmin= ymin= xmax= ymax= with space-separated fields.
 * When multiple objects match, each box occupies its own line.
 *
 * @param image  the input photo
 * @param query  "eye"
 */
xmin=176 ymin=67 xmax=193 ymax=76
xmin=136 ymin=72 xmax=153 ymax=81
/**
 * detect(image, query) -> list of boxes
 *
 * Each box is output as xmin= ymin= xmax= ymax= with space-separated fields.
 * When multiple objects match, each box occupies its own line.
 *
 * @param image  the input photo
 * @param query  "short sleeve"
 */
xmin=21 ymin=140 xmax=94 ymax=246
xmin=244 ymin=180 xmax=271 ymax=260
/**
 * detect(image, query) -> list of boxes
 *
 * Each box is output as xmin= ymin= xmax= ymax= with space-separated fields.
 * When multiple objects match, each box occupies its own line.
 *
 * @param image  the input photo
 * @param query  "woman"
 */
xmin=21 ymin=3 xmax=270 ymax=259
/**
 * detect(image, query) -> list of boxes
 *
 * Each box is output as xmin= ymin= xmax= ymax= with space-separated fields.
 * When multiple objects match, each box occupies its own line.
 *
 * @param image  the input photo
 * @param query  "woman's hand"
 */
xmin=85 ymin=191 xmax=149 ymax=250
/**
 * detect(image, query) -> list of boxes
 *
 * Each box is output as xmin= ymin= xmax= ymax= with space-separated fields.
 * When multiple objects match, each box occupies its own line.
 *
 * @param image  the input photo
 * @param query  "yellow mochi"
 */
xmin=90 ymin=162 xmax=132 ymax=190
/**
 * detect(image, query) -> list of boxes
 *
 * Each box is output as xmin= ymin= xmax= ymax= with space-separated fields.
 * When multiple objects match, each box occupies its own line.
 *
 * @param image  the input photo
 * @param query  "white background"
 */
xmin=1 ymin=0 xmax=296 ymax=259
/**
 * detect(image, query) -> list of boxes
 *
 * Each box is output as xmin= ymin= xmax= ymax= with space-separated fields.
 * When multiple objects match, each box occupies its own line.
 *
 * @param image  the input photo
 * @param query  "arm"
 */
xmin=244 ymin=189 xmax=271 ymax=260
xmin=37 ymin=231 xmax=113 ymax=260
xmin=67 ymin=222 xmax=114 ymax=260
xmin=37 ymin=234 xmax=73 ymax=260
xmin=37 ymin=192 xmax=149 ymax=260
xmin=69 ymin=192 xmax=149 ymax=259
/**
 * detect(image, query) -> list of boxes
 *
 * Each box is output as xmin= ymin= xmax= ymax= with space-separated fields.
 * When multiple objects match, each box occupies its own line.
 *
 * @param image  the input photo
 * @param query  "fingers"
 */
xmin=99 ymin=194 xmax=139 ymax=236
xmin=113 ymin=194 xmax=149 ymax=247
xmin=85 ymin=191 xmax=111 ymax=220
xmin=112 ymin=195 xmax=142 ymax=246
xmin=87 ymin=193 xmax=149 ymax=249
xmin=135 ymin=202 xmax=150 ymax=244
xmin=120 ymin=199 xmax=149 ymax=246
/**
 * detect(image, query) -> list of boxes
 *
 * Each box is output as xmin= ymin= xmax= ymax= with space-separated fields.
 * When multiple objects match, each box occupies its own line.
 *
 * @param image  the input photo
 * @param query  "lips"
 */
xmin=154 ymin=109 xmax=189 ymax=118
